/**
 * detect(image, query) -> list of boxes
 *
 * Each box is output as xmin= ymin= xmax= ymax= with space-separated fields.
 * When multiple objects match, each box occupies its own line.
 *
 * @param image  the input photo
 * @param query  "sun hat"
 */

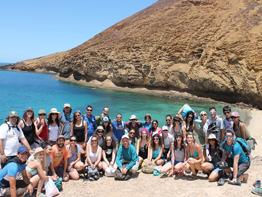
xmin=162 ymin=125 xmax=169 ymax=131
xmin=9 ymin=111 xmax=18 ymax=117
xmin=63 ymin=103 xmax=71 ymax=108
xmin=49 ymin=108 xmax=60 ymax=114
xmin=26 ymin=107 xmax=34 ymax=112
xmin=231 ymin=111 xmax=240 ymax=117
xmin=121 ymin=134 xmax=129 ymax=140
xmin=96 ymin=126 xmax=105 ymax=131
xmin=33 ymin=147 xmax=44 ymax=156
xmin=18 ymin=146 xmax=28 ymax=154
xmin=208 ymin=133 xmax=217 ymax=140
xmin=129 ymin=115 xmax=137 ymax=120
xmin=173 ymin=115 xmax=182 ymax=122
xmin=38 ymin=109 xmax=46 ymax=115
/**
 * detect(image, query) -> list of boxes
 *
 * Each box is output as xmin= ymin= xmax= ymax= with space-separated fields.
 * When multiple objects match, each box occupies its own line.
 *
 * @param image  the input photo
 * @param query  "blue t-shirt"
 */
xmin=224 ymin=142 xmax=249 ymax=164
xmin=112 ymin=120 xmax=125 ymax=143
xmin=83 ymin=114 xmax=97 ymax=138
xmin=143 ymin=122 xmax=152 ymax=132
xmin=0 ymin=162 xmax=26 ymax=181
xmin=60 ymin=112 xmax=73 ymax=139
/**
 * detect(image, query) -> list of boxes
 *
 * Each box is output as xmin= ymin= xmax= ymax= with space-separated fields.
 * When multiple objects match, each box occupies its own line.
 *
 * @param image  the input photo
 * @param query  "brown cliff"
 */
xmin=5 ymin=0 xmax=262 ymax=108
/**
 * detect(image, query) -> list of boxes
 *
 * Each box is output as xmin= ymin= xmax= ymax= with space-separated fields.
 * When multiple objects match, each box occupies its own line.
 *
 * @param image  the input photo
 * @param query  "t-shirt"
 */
xmin=51 ymin=145 xmax=69 ymax=168
xmin=223 ymin=118 xmax=234 ymax=131
xmin=112 ymin=120 xmax=125 ymax=142
xmin=204 ymin=117 xmax=224 ymax=141
xmin=0 ymin=162 xmax=26 ymax=181
xmin=223 ymin=142 xmax=249 ymax=164
xmin=60 ymin=113 xmax=73 ymax=139
xmin=163 ymin=133 xmax=174 ymax=149
xmin=0 ymin=122 xmax=25 ymax=156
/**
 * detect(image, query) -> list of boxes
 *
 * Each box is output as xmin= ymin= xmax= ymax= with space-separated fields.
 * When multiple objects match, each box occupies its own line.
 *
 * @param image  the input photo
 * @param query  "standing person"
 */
xmin=173 ymin=116 xmax=183 ymax=138
xmin=177 ymin=103 xmax=195 ymax=120
xmin=143 ymin=114 xmax=152 ymax=132
xmin=126 ymin=115 xmax=142 ymax=138
xmin=147 ymin=134 xmax=164 ymax=166
xmin=184 ymin=132 xmax=204 ymax=178
xmin=149 ymin=120 xmax=162 ymax=136
xmin=51 ymin=135 xmax=69 ymax=182
xmin=48 ymin=108 xmax=63 ymax=145
xmin=115 ymin=135 xmax=139 ymax=176
xmin=201 ymin=134 xmax=222 ymax=181
xmin=18 ymin=108 xmax=38 ymax=148
xmin=85 ymin=134 xmax=103 ymax=181
xmin=194 ymin=111 xmax=208 ymax=145
xmin=165 ymin=115 xmax=173 ymax=135
xmin=0 ymin=146 xmax=31 ymax=197
xmin=219 ymin=130 xmax=250 ymax=185
xmin=0 ymin=111 xmax=32 ymax=164
xmin=83 ymin=105 xmax=97 ymax=140
xmin=101 ymin=135 xmax=117 ymax=177
xmin=66 ymin=136 xmax=85 ymax=180
xmin=136 ymin=128 xmax=150 ymax=167
xmin=112 ymin=113 xmax=125 ymax=143
xmin=96 ymin=107 xmax=110 ymax=126
xmin=182 ymin=111 xmax=196 ymax=143
xmin=222 ymin=106 xmax=233 ymax=132
xmin=60 ymin=103 xmax=73 ymax=142
xmin=71 ymin=111 xmax=87 ymax=149
xmin=161 ymin=132 xmax=185 ymax=176
xmin=128 ymin=129 xmax=138 ymax=146
xmin=34 ymin=109 xmax=48 ymax=142
xmin=161 ymin=126 xmax=174 ymax=161
xmin=88 ymin=126 xmax=105 ymax=147
xmin=204 ymin=107 xmax=224 ymax=143
xmin=231 ymin=112 xmax=251 ymax=140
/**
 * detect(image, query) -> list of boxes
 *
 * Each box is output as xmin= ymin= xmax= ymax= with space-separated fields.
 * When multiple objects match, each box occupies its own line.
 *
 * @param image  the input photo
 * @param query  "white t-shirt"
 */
xmin=0 ymin=122 xmax=25 ymax=156
xmin=204 ymin=116 xmax=224 ymax=141
xmin=163 ymin=133 xmax=174 ymax=149
xmin=48 ymin=125 xmax=59 ymax=141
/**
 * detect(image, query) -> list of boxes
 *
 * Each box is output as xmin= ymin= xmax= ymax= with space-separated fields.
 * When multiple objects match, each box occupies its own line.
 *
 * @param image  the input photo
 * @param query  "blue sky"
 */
xmin=0 ymin=0 xmax=156 ymax=63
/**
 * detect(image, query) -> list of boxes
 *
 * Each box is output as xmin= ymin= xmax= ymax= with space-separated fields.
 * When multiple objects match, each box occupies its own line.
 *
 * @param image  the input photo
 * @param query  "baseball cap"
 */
xmin=162 ymin=125 xmax=168 ymax=131
xmin=63 ymin=103 xmax=71 ymax=108
xmin=17 ymin=146 xmax=28 ymax=154
xmin=9 ymin=111 xmax=18 ymax=117
xmin=121 ymin=134 xmax=129 ymax=140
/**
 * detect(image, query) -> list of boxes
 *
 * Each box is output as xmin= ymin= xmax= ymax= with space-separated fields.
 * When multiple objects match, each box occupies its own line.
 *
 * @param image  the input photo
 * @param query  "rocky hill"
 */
xmin=5 ymin=0 xmax=262 ymax=109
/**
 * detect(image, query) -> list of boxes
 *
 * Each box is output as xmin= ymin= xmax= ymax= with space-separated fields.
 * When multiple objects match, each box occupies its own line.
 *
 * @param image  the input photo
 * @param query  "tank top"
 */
xmin=22 ymin=119 xmax=36 ymax=145
xmin=152 ymin=147 xmax=162 ymax=159
xmin=48 ymin=124 xmax=59 ymax=141
xmin=89 ymin=147 xmax=99 ymax=163
xmin=103 ymin=145 xmax=113 ymax=162
xmin=37 ymin=121 xmax=48 ymax=141
xmin=73 ymin=121 xmax=85 ymax=143
xmin=139 ymin=143 xmax=148 ymax=159
xmin=174 ymin=148 xmax=185 ymax=162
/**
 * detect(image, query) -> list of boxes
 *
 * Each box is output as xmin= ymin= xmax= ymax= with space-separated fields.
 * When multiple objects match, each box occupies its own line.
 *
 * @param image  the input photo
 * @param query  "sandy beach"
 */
xmin=60 ymin=108 xmax=262 ymax=197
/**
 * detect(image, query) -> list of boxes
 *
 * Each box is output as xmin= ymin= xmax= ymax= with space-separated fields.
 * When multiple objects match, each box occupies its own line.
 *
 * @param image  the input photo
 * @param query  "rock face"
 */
xmin=5 ymin=0 xmax=262 ymax=109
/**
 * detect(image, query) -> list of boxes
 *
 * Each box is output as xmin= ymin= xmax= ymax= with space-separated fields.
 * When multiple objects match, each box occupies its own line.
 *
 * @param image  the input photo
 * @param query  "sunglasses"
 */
xmin=166 ymin=119 xmax=171 ymax=121
xmin=91 ymin=139 xmax=98 ymax=142
xmin=75 ymin=114 xmax=81 ymax=117
xmin=153 ymin=138 xmax=159 ymax=141
xmin=70 ymin=139 xmax=76 ymax=142
xmin=87 ymin=109 xmax=93 ymax=112
xmin=201 ymin=114 xmax=207 ymax=117
xmin=39 ymin=114 xmax=46 ymax=116
xmin=97 ymin=130 xmax=103 ymax=133
xmin=51 ymin=113 xmax=57 ymax=116
xmin=129 ymin=132 xmax=135 ymax=135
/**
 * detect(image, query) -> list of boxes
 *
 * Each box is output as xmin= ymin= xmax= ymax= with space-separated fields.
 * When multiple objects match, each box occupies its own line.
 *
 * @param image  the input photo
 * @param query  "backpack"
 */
xmin=5 ymin=122 xmax=20 ymax=133
xmin=235 ymin=137 xmax=251 ymax=156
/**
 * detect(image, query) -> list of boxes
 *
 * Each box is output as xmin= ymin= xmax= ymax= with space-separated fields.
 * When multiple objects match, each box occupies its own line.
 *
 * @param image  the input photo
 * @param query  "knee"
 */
xmin=208 ymin=172 xmax=219 ymax=182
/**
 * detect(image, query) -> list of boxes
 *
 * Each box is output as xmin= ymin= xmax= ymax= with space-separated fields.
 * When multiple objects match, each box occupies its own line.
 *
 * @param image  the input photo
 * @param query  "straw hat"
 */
xmin=49 ymin=108 xmax=60 ymax=114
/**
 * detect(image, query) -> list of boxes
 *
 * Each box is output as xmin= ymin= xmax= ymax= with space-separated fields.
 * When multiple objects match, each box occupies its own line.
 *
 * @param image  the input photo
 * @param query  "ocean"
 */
xmin=0 ymin=70 xmax=224 ymax=125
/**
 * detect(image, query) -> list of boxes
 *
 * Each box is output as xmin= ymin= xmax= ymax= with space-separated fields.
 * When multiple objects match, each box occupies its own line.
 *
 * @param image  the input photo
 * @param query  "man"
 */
xmin=125 ymin=115 xmax=142 ymax=138
xmin=219 ymin=130 xmax=250 ymax=186
xmin=203 ymin=107 xmax=224 ymax=143
xmin=194 ymin=111 xmax=208 ymax=145
xmin=222 ymin=106 xmax=233 ymax=134
xmin=165 ymin=114 xmax=173 ymax=135
xmin=161 ymin=126 xmax=174 ymax=161
xmin=83 ymin=105 xmax=97 ymax=140
xmin=96 ymin=107 xmax=110 ymax=126
xmin=116 ymin=135 xmax=139 ymax=176
xmin=51 ymin=135 xmax=69 ymax=182
xmin=112 ymin=113 xmax=125 ymax=143
xmin=60 ymin=103 xmax=73 ymax=141
xmin=0 ymin=111 xmax=32 ymax=164
xmin=0 ymin=146 xmax=31 ymax=197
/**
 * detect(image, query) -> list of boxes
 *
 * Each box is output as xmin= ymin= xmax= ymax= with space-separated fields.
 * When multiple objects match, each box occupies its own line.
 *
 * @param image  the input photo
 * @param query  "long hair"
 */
xmin=73 ymin=111 xmax=82 ymax=125
xmin=174 ymin=135 xmax=184 ymax=151
xmin=103 ymin=121 xmax=112 ymax=134
xmin=47 ymin=113 xmax=60 ymax=126
xmin=23 ymin=110 xmax=35 ymax=122
xmin=185 ymin=112 xmax=194 ymax=130
xmin=103 ymin=134 xmax=116 ymax=150
xmin=151 ymin=133 xmax=162 ymax=150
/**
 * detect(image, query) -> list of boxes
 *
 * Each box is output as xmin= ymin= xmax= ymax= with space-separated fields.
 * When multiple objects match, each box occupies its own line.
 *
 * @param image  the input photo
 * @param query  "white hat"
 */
xmin=49 ymin=108 xmax=60 ymax=114
xmin=162 ymin=126 xmax=169 ymax=131
xmin=96 ymin=126 xmax=104 ymax=131
xmin=63 ymin=103 xmax=71 ymax=108
xmin=208 ymin=133 xmax=217 ymax=140
xmin=129 ymin=115 xmax=137 ymax=120
xmin=121 ymin=134 xmax=129 ymax=140
xmin=103 ymin=116 xmax=109 ymax=122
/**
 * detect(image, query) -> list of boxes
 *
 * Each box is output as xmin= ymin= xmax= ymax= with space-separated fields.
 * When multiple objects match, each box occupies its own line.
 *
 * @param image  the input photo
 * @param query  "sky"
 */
xmin=0 ymin=0 xmax=156 ymax=63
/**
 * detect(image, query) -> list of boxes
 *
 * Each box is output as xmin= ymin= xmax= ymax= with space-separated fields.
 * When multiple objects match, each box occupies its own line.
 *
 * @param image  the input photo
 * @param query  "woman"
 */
xmin=126 ymin=115 xmax=142 ymax=138
xmin=232 ymin=112 xmax=251 ymax=140
xmin=182 ymin=112 xmax=196 ymax=143
xmin=128 ymin=129 xmax=137 ymax=146
xmin=88 ymin=126 xmax=105 ymax=147
xmin=85 ymin=134 xmax=103 ymax=181
xmin=147 ymin=134 xmax=164 ymax=166
xmin=201 ymin=133 xmax=222 ymax=182
xmin=184 ymin=132 xmax=204 ymax=177
xmin=136 ymin=128 xmax=150 ymax=166
xmin=161 ymin=132 xmax=185 ymax=176
xmin=102 ymin=117 xmax=118 ymax=143
xmin=101 ymin=135 xmax=117 ymax=177
xmin=26 ymin=147 xmax=48 ymax=196
xmin=143 ymin=114 xmax=152 ymax=131
xmin=70 ymin=111 xmax=87 ymax=149
xmin=173 ymin=116 xmax=183 ymax=138
xmin=67 ymin=136 xmax=85 ymax=180
xmin=19 ymin=108 xmax=37 ymax=148
xmin=149 ymin=120 xmax=162 ymax=136
xmin=48 ymin=108 xmax=63 ymax=145
xmin=34 ymin=109 xmax=49 ymax=142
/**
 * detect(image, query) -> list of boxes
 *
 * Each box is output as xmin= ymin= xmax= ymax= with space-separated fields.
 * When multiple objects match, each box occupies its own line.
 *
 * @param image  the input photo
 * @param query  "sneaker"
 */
xmin=217 ymin=178 xmax=225 ymax=186
xmin=197 ymin=171 xmax=208 ymax=178
xmin=228 ymin=179 xmax=241 ymax=186
xmin=253 ymin=180 xmax=262 ymax=188
xmin=251 ymin=187 xmax=262 ymax=196
xmin=88 ymin=177 xmax=95 ymax=181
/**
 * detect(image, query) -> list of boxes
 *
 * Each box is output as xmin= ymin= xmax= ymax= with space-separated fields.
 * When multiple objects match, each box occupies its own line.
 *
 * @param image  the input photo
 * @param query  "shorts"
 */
xmin=54 ymin=166 xmax=65 ymax=178
xmin=0 ymin=179 xmax=27 ymax=189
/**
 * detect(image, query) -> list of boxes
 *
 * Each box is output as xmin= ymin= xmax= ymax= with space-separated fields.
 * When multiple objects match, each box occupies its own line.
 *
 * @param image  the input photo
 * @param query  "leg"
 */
xmin=208 ymin=168 xmax=221 ymax=182
xmin=161 ymin=161 xmax=172 ymax=174
xmin=201 ymin=162 xmax=214 ymax=174
xmin=131 ymin=161 xmax=139 ymax=174
xmin=155 ymin=159 xmax=165 ymax=166
xmin=74 ymin=161 xmax=85 ymax=172
xmin=174 ymin=162 xmax=185 ymax=174
xmin=101 ymin=161 xmax=109 ymax=171
xmin=138 ymin=156 xmax=144 ymax=167
xmin=69 ymin=168 xmax=80 ymax=180
xmin=237 ymin=161 xmax=250 ymax=178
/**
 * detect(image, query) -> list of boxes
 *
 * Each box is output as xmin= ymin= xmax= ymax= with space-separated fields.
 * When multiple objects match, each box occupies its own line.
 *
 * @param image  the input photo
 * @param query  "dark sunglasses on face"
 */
xmin=91 ymin=139 xmax=97 ymax=142
xmin=201 ymin=114 xmax=207 ymax=117
xmin=75 ymin=114 xmax=81 ymax=117
xmin=129 ymin=132 xmax=135 ymax=135
xmin=70 ymin=139 xmax=76 ymax=142
xmin=39 ymin=114 xmax=46 ymax=116
xmin=166 ymin=119 xmax=171 ymax=121
xmin=97 ymin=130 xmax=103 ymax=133
xmin=87 ymin=109 xmax=93 ymax=112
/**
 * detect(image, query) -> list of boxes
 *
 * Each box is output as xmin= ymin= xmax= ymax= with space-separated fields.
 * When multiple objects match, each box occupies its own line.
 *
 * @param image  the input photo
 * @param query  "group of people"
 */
xmin=0 ymin=103 xmax=256 ymax=196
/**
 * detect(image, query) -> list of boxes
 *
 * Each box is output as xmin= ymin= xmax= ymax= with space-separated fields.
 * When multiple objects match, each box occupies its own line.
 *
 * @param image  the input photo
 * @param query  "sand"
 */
xmin=60 ymin=108 xmax=262 ymax=197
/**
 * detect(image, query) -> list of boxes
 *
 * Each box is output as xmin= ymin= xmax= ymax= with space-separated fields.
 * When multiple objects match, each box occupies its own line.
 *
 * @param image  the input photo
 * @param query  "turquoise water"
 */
xmin=0 ymin=71 xmax=223 ymax=125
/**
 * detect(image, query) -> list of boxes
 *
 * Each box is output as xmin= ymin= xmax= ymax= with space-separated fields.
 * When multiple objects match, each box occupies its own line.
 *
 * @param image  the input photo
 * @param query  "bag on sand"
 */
xmin=142 ymin=163 xmax=156 ymax=174
xmin=114 ymin=167 xmax=131 ymax=181
xmin=105 ymin=166 xmax=116 ymax=177
xmin=45 ymin=177 xmax=59 ymax=197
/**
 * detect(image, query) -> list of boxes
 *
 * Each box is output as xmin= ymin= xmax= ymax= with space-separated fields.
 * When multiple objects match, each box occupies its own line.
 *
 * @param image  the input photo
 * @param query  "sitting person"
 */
xmin=88 ymin=126 xmax=105 ymax=147
xmin=161 ymin=132 xmax=185 ymax=176
xmin=51 ymin=135 xmax=69 ymax=182
xmin=161 ymin=126 xmax=174 ymax=161
xmin=184 ymin=132 xmax=204 ymax=178
xmin=101 ymin=135 xmax=117 ymax=177
xmin=218 ymin=130 xmax=250 ymax=186
xmin=136 ymin=128 xmax=150 ymax=167
xmin=66 ymin=136 xmax=85 ymax=180
xmin=146 ymin=134 xmax=164 ymax=166
xmin=0 ymin=146 xmax=31 ymax=197
xmin=85 ymin=134 xmax=103 ymax=181
xmin=201 ymin=133 xmax=222 ymax=182
xmin=128 ymin=129 xmax=137 ymax=146
xmin=115 ymin=135 xmax=139 ymax=176
xmin=26 ymin=147 xmax=49 ymax=196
